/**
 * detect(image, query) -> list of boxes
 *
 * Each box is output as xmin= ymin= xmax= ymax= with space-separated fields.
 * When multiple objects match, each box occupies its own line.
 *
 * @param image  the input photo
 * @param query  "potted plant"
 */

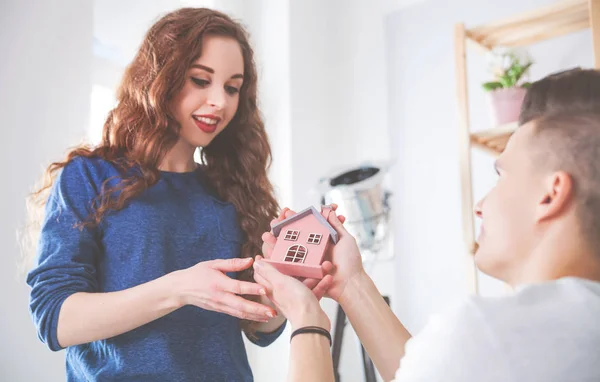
xmin=482 ymin=48 xmax=533 ymax=126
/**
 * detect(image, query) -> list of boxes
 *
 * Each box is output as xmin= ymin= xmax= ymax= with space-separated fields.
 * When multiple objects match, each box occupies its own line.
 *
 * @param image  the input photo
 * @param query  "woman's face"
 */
xmin=171 ymin=35 xmax=244 ymax=149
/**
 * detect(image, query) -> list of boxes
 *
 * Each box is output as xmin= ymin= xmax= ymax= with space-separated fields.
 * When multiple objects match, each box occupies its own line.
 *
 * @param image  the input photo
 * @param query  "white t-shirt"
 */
xmin=393 ymin=277 xmax=600 ymax=382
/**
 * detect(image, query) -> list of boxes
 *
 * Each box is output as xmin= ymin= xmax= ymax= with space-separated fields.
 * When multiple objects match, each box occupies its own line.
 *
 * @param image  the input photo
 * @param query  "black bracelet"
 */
xmin=290 ymin=326 xmax=332 ymax=347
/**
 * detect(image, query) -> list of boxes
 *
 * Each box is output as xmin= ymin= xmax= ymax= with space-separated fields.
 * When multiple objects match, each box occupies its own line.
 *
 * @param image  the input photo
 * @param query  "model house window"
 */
xmin=307 ymin=233 xmax=322 ymax=245
xmin=284 ymin=230 xmax=300 ymax=241
xmin=285 ymin=245 xmax=307 ymax=263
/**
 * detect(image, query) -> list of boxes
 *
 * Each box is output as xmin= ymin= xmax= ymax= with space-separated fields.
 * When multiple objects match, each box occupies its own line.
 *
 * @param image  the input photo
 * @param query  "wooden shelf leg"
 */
xmin=590 ymin=0 xmax=600 ymax=68
xmin=454 ymin=23 xmax=479 ymax=295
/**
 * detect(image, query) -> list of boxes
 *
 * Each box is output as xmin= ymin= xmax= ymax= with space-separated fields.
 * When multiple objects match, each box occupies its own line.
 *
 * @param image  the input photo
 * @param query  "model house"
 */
xmin=263 ymin=205 xmax=339 ymax=279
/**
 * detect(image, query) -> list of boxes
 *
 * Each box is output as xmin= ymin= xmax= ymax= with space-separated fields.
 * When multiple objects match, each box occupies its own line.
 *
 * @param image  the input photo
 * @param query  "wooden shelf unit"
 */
xmin=470 ymin=122 xmax=518 ymax=155
xmin=468 ymin=0 xmax=591 ymax=51
xmin=454 ymin=0 xmax=600 ymax=294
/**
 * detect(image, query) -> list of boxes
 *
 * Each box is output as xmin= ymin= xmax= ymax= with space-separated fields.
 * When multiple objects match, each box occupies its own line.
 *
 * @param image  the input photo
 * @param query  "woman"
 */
xmin=26 ymin=8 xmax=287 ymax=381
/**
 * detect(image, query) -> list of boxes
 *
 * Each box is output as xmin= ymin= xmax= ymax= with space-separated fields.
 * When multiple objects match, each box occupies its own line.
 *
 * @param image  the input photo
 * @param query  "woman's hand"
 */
xmin=253 ymin=257 xmax=331 ymax=331
xmin=172 ymin=258 xmax=277 ymax=322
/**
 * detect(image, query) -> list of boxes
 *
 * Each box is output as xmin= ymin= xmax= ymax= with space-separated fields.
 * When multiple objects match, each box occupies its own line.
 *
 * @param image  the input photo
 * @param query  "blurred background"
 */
xmin=0 ymin=0 xmax=594 ymax=380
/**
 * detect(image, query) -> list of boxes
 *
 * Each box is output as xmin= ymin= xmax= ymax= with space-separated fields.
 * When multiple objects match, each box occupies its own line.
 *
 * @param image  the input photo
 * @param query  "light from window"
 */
xmin=285 ymin=245 xmax=307 ymax=263
xmin=88 ymin=84 xmax=117 ymax=145
xmin=307 ymin=233 xmax=322 ymax=245
xmin=284 ymin=230 xmax=299 ymax=241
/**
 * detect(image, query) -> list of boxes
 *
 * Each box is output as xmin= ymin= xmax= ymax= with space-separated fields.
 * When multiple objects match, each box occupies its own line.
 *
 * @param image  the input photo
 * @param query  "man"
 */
xmin=256 ymin=68 xmax=600 ymax=382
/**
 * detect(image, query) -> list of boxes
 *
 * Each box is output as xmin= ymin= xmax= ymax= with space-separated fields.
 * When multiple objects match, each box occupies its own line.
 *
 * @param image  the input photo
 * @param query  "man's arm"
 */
xmin=338 ymin=271 xmax=412 ymax=381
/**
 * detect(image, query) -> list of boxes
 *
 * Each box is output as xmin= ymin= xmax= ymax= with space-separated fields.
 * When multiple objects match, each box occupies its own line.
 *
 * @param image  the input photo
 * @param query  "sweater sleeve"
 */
xmin=26 ymin=158 xmax=102 ymax=351
xmin=246 ymin=320 xmax=287 ymax=347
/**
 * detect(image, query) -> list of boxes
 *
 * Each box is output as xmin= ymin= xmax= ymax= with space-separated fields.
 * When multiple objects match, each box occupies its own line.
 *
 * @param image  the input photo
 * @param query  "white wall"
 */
xmin=288 ymin=2 xmax=393 ymax=381
xmin=0 ymin=1 xmax=93 ymax=381
xmin=289 ymin=0 xmax=391 ymax=212
xmin=385 ymin=0 xmax=594 ymax=334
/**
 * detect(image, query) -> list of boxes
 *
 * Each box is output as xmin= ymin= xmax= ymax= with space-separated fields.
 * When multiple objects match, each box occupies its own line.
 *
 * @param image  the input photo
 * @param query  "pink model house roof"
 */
xmin=271 ymin=206 xmax=339 ymax=244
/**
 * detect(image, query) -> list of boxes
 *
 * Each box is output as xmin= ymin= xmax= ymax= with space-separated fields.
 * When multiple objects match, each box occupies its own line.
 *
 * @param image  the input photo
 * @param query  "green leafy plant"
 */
xmin=482 ymin=48 xmax=533 ymax=92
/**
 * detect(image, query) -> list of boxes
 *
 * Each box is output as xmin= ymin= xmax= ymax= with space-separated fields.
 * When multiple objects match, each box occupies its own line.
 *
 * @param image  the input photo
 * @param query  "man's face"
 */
xmin=474 ymin=123 xmax=546 ymax=282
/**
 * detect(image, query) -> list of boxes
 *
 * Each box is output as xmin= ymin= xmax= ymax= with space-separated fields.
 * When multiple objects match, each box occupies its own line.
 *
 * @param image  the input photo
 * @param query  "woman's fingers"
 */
xmin=218 ymin=293 xmax=276 ymax=320
xmin=209 ymin=257 xmax=254 ymax=272
xmin=211 ymin=301 xmax=269 ymax=322
xmin=222 ymin=278 xmax=267 ymax=296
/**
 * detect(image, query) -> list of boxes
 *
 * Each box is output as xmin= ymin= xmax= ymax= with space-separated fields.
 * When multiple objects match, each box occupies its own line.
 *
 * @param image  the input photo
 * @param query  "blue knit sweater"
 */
xmin=26 ymin=157 xmax=285 ymax=381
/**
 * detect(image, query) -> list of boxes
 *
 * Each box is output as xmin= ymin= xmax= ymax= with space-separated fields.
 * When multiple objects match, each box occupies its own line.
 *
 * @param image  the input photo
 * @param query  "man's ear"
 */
xmin=536 ymin=171 xmax=574 ymax=222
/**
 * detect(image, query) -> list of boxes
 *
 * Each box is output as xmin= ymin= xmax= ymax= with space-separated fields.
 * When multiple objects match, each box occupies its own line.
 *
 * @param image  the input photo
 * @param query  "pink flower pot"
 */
xmin=487 ymin=87 xmax=527 ymax=126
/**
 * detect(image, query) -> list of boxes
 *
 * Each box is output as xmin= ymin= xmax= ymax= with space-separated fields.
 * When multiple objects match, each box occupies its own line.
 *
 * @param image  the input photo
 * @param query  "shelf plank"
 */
xmin=466 ymin=0 xmax=589 ymax=50
xmin=500 ymin=18 xmax=589 ymax=47
xmin=470 ymin=122 xmax=518 ymax=156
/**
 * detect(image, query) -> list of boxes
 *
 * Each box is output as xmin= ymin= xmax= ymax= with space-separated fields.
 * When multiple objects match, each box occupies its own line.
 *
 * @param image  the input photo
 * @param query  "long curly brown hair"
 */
xmin=24 ymin=8 xmax=278 ymax=334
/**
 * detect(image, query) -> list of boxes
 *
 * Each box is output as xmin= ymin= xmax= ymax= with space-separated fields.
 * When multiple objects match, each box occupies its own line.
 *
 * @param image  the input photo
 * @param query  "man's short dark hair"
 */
xmin=520 ymin=68 xmax=600 ymax=253
xmin=519 ymin=68 xmax=600 ymax=125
